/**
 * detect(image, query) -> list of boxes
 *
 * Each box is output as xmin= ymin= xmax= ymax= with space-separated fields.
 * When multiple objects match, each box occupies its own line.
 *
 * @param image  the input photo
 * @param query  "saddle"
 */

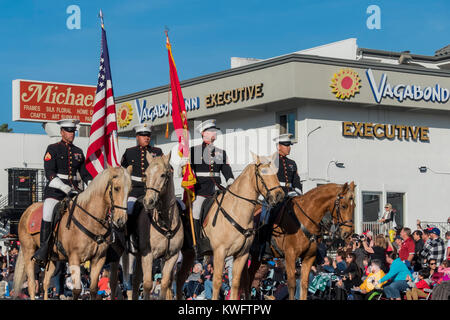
xmin=200 ymin=190 xmax=223 ymax=228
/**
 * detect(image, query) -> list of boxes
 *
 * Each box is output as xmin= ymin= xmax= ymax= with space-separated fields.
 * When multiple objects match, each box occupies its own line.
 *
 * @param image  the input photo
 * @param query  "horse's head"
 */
xmin=332 ymin=181 xmax=356 ymax=240
xmin=106 ymin=166 xmax=132 ymax=229
xmin=143 ymin=151 xmax=172 ymax=211
xmin=251 ymin=152 xmax=285 ymax=206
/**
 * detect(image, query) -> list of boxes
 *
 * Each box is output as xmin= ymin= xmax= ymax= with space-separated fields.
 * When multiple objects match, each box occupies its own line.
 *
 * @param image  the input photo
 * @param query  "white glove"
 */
xmin=226 ymin=178 xmax=235 ymax=186
xmin=179 ymin=157 xmax=190 ymax=167
xmin=287 ymin=191 xmax=298 ymax=198
xmin=49 ymin=177 xmax=72 ymax=194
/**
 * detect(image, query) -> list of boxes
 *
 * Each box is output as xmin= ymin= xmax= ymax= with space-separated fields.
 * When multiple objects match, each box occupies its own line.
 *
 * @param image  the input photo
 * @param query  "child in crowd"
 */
xmin=405 ymin=269 xmax=431 ymax=300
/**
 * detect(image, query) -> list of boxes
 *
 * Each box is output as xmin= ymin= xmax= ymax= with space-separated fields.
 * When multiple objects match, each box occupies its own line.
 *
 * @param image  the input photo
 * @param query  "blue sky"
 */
xmin=1 ymin=0 xmax=449 ymax=134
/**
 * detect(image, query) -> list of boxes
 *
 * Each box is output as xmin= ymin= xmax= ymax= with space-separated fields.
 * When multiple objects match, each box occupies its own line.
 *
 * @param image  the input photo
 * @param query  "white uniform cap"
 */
xmin=196 ymin=119 xmax=219 ymax=133
xmin=273 ymin=133 xmax=295 ymax=145
xmin=133 ymin=123 xmax=152 ymax=135
xmin=57 ymin=119 xmax=79 ymax=131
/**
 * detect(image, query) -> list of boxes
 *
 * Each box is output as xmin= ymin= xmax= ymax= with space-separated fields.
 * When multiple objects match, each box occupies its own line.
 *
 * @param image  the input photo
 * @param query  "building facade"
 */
xmin=115 ymin=38 xmax=450 ymax=233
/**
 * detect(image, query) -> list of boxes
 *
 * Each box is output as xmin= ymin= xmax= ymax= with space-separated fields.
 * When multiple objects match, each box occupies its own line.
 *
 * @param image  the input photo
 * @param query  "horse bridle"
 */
xmin=331 ymin=194 xmax=354 ymax=230
xmin=66 ymin=177 xmax=128 ymax=244
xmin=224 ymin=162 xmax=283 ymax=206
xmin=290 ymin=191 xmax=353 ymax=240
xmin=143 ymin=166 xmax=171 ymax=196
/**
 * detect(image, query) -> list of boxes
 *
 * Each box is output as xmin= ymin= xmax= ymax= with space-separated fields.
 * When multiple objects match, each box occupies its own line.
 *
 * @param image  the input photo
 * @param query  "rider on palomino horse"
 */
xmin=186 ymin=119 xmax=235 ymax=258
xmin=120 ymin=123 xmax=163 ymax=254
xmin=259 ymin=133 xmax=303 ymax=260
xmin=32 ymin=119 xmax=92 ymax=267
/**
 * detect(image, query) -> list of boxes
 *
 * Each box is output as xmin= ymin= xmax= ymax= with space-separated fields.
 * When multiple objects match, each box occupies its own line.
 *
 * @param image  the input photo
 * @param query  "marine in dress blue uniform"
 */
xmin=120 ymin=123 xmax=163 ymax=253
xmin=260 ymin=133 xmax=303 ymax=259
xmin=32 ymin=119 xmax=92 ymax=266
xmin=189 ymin=120 xmax=235 ymax=255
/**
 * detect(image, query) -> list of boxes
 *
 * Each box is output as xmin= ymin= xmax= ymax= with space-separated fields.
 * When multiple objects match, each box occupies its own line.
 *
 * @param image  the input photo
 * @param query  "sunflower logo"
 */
xmin=117 ymin=102 xmax=133 ymax=128
xmin=330 ymin=68 xmax=361 ymax=100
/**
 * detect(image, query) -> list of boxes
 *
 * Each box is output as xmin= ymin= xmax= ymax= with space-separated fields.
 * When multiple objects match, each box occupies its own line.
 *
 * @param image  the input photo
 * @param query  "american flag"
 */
xmin=85 ymin=23 xmax=120 ymax=178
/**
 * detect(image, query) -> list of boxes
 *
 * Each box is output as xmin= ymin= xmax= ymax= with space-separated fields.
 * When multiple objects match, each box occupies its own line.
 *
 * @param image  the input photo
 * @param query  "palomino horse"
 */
xmin=12 ymin=167 xmax=131 ymax=300
xmin=176 ymin=152 xmax=285 ymax=300
xmin=110 ymin=152 xmax=184 ymax=300
xmin=246 ymin=182 xmax=356 ymax=300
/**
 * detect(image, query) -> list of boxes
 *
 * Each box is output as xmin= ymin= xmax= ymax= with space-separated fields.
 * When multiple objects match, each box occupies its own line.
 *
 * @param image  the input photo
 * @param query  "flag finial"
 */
xmin=98 ymin=9 xmax=104 ymax=28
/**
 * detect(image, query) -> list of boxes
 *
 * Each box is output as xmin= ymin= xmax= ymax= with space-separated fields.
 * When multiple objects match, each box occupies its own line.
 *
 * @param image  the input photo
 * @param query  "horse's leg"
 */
xmin=284 ymin=248 xmax=298 ymax=300
xmin=133 ymin=255 xmax=142 ymax=300
xmin=89 ymin=255 xmax=107 ymax=300
xmin=23 ymin=249 xmax=37 ymax=300
xmin=42 ymin=261 xmax=56 ymax=300
xmin=176 ymin=249 xmax=194 ymax=300
xmin=159 ymin=253 xmax=178 ymax=300
xmin=300 ymin=252 xmax=316 ymax=300
xmin=140 ymin=253 xmax=153 ymax=300
xmin=212 ymin=248 xmax=226 ymax=300
xmin=246 ymin=252 xmax=261 ymax=296
xmin=229 ymin=253 xmax=249 ymax=300
xmin=68 ymin=257 xmax=82 ymax=300
xmin=240 ymin=260 xmax=250 ymax=300
xmin=109 ymin=261 xmax=119 ymax=300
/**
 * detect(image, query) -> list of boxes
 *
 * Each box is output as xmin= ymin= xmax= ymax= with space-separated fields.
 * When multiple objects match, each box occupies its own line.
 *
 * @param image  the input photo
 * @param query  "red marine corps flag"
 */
xmin=165 ymin=31 xmax=197 ymax=244
xmin=86 ymin=11 xmax=121 ymax=178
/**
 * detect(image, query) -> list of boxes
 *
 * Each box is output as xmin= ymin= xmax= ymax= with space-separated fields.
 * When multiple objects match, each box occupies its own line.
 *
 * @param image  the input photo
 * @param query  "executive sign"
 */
xmin=342 ymin=121 xmax=430 ymax=142
xmin=12 ymin=79 xmax=96 ymax=124
xmin=205 ymin=83 xmax=264 ymax=108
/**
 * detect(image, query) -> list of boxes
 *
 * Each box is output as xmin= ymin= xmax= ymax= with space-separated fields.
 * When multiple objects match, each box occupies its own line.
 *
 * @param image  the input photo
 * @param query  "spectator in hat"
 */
xmin=393 ymin=235 xmax=403 ymax=252
xmin=420 ymin=227 xmax=446 ymax=266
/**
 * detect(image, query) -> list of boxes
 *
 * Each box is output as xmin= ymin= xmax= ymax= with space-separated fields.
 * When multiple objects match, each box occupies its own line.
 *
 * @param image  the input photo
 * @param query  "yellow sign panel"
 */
xmin=331 ymin=68 xmax=361 ymax=100
xmin=117 ymin=102 xmax=133 ymax=128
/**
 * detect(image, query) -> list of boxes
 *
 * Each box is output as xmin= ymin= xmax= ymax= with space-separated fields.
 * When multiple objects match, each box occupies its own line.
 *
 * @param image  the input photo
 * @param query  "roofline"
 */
xmin=358 ymin=47 xmax=450 ymax=62
xmin=115 ymin=52 xmax=450 ymax=103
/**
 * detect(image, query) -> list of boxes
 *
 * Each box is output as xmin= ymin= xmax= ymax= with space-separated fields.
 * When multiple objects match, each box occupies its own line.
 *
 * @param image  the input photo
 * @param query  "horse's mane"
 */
xmin=77 ymin=167 xmax=124 ymax=207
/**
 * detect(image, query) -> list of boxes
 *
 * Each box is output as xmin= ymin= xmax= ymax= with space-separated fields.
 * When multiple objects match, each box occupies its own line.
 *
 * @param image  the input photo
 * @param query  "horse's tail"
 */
xmin=12 ymin=247 xmax=26 ymax=299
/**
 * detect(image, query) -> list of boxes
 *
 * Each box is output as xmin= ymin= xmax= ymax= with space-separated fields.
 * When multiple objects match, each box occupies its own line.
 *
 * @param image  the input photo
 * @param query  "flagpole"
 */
xmin=98 ymin=9 xmax=105 ymax=28
xmin=165 ymin=30 xmax=197 ymax=247
xmin=165 ymin=27 xmax=171 ymax=139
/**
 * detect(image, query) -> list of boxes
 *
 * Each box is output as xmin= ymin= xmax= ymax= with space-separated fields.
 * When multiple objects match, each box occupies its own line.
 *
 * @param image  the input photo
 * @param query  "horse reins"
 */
xmin=142 ymin=165 xmax=182 ymax=259
xmin=66 ymin=179 xmax=127 ymax=245
xmin=210 ymin=162 xmax=283 ymax=254
xmin=290 ymin=192 xmax=353 ymax=239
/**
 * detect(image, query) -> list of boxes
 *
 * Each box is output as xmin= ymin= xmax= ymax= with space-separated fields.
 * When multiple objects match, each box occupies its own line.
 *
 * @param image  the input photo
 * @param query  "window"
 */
xmin=362 ymin=192 xmax=382 ymax=222
xmin=278 ymin=111 xmax=296 ymax=138
xmin=387 ymin=192 xmax=404 ymax=228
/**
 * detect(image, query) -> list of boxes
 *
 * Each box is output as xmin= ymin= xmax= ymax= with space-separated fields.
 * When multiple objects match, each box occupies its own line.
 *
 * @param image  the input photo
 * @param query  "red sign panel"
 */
xmin=12 ymin=79 xmax=97 ymax=125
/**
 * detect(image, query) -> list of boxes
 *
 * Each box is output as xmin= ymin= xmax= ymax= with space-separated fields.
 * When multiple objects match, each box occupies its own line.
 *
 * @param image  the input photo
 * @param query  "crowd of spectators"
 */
xmin=1 ymin=214 xmax=449 ymax=300
xmin=306 ymin=218 xmax=450 ymax=300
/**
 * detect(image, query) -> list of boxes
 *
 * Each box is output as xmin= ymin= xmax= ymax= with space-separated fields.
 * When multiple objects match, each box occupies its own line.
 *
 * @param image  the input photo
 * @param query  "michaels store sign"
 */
xmin=135 ymin=96 xmax=200 ymax=123
xmin=366 ymin=69 xmax=449 ymax=104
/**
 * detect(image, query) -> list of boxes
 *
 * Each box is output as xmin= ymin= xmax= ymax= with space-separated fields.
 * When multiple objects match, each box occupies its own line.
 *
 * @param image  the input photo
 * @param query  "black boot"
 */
xmin=32 ymin=221 xmax=52 ymax=267
xmin=126 ymin=214 xmax=139 ymax=254
xmin=193 ymin=219 xmax=211 ymax=259
xmin=260 ymin=224 xmax=273 ymax=261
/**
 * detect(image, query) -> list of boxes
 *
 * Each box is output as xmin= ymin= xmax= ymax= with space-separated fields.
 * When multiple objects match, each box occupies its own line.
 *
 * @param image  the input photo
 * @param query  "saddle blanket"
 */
xmin=27 ymin=204 xmax=44 ymax=234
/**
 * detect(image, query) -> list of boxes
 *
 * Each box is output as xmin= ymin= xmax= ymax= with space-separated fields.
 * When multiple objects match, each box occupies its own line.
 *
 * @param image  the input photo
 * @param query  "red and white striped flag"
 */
xmin=85 ymin=21 xmax=120 ymax=178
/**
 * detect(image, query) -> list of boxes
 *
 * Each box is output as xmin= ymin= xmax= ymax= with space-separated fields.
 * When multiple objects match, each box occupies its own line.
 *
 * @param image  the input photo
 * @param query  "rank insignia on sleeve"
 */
xmin=44 ymin=152 xmax=52 ymax=161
